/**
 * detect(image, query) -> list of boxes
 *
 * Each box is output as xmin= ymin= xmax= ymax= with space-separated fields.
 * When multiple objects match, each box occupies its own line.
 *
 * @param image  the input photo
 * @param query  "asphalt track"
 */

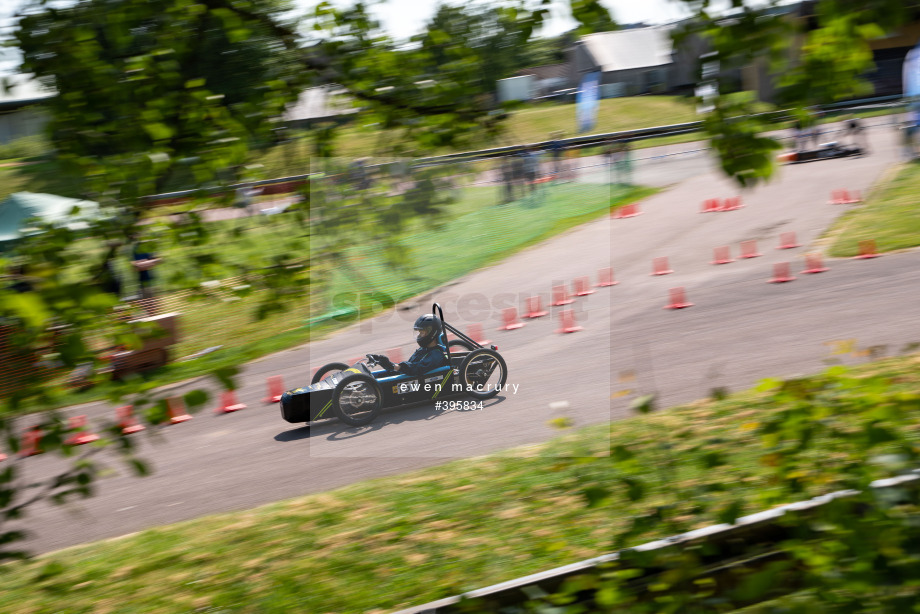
xmin=12 ymin=121 xmax=920 ymax=555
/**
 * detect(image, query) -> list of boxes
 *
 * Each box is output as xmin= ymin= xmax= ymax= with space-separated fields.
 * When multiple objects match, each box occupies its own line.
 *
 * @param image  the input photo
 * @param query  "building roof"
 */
xmin=514 ymin=63 xmax=569 ymax=82
xmin=0 ymin=192 xmax=100 ymax=243
xmin=283 ymin=85 xmax=357 ymax=122
xmin=0 ymin=74 xmax=54 ymax=110
xmin=581 ymin=26 xmax=675 ymax=73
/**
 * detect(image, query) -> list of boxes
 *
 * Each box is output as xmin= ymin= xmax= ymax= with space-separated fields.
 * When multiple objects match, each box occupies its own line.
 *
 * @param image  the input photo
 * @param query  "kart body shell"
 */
xmin=280 ymin=303 xmax=508 ymax=425
xmin=778 ymin=141 xmax=863 ymax=164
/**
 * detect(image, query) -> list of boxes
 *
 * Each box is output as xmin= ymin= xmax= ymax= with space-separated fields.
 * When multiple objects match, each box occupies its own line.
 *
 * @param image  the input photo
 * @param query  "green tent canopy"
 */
xmin=0 ymin=191 xmax=101 ymax=243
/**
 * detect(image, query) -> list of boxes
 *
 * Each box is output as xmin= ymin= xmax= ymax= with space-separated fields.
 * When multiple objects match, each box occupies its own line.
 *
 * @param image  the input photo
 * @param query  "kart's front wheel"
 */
xmin=333 ymin=373 xmax=383 ymax=427
xmin=459 ymin=349 xmax=508 ymax=400
xmin=312 ymin=362 xmax=350 ymax=384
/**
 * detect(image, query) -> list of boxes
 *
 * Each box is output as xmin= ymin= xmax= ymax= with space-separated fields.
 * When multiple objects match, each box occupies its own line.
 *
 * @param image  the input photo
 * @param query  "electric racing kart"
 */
xmin=280 ymin=303 xmax=509 ymax=427
xmin=777 ymin=141 xmax=863 ymax=164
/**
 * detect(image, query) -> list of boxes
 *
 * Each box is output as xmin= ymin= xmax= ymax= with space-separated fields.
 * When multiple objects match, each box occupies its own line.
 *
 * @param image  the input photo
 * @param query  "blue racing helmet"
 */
xmin=413 ymin=314 xmax=442 ymax=347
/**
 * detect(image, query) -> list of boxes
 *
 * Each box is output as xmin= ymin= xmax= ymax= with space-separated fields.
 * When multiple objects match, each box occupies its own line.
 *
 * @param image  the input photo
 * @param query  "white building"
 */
xmin=0 ymin=74 xmax=53 ymax=144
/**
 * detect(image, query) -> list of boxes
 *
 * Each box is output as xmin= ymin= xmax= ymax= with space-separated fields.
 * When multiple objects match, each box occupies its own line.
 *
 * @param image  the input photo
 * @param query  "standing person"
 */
xmin=844 ymin=115 xmax=869 ymax=154
xmin=548 ymin=131 xmax=564 ymax=176
xmin=603 ymin=142 xmax=616 ymax=184
xmin=235 ymin=183 xmax=262 ymax=216
xmin=131 ymin=234 xmax=161 ymax=315
xmin=93 ymin=240 xmax=123 ymax=298
xmin=499 ymin=157 xmax=514 ymax=204
xmin=523 ymin=147 xmax=540 ymax=193
xmin=793 ymin=117 xmax=806 ymax=152
xmin=808 ymin=110 xmax=823 ymax=149
xmin=511 ymin=153 xmax=525 ymax=198
xmin=616 ymin=141 xmax=633 ymax=186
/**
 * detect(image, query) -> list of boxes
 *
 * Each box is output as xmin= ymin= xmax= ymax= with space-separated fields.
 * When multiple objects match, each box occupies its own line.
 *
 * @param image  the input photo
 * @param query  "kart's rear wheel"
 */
xmin=459 ymin=349 xmax=507 ymax=400
xmin=312 ymin=362 xmax=350 ymax=384
xmin=333 ymin=373 xmax=383 ymax=427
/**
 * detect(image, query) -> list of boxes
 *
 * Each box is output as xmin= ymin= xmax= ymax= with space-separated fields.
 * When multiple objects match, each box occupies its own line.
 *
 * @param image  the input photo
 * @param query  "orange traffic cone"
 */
xmin=614 ymin=203 xmax=642 ymax=218
xmin=595 ymin=267 xmax=618 ymax=287
xmin=467 ymin=323 xmax=492 ymax=347
xmin=65 ymin=415 xmax=100 ymax=445
xmin=551 ymin=284 xmax=574 ymax=306
xmin=700 ymin=198 xmax=719 ymax=213
xmin=651 ymin=257 xmax=673 ymax=276
xmin=20 ymin=427 xmax=43 ymax=457
xmin=555 ymin=310 xmax=583 ymax=333
xmin=523 ymin=296 xmax=548 ymax=318
xmin=263 ymin=375 xmax=285 ymax=403
xmin=769 ymin=262 xmax=796 ymax=283
xmin=664 ymin=287 xmax=693 ymax=309
xmin=712 ymin=246 xmax=734 ymax=264
xmin=573 ymin=276 xmax=596 ymax=296
xmin=167 ymin=397 xmax=193 ymax=424
xmin=777 ymin=232 xmax=800 ymax=249
xmin=215 ymin=390 xmax=247 ymax=414
xmin=740 ymin=240 xmax=761 ymax=259
xmin=116 ymin=405 xmax=145 ymax=435
xmin=854 ymin=239 xmax=880 ymax=259
xmin=801 ymin=253 xmax=829 ymax=274
xmin=497 ymin=308 xmax=525 ymax=331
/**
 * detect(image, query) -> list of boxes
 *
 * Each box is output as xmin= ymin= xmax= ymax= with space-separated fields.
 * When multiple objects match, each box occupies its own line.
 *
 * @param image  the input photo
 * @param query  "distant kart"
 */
xmin=778 ymin=141 xmax=863 ymax=164
xmin=280 ymin=303 xmax=509 ymax=427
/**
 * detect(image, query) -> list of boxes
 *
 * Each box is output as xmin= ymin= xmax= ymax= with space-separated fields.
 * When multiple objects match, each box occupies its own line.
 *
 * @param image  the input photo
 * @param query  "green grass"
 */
xmin=3 ymin=350 xmax=920 ymax=613
xmin=825 ymin=160 xmax=920 ymax=257
xmin=325 ymin=182 xmax=655 ymax=300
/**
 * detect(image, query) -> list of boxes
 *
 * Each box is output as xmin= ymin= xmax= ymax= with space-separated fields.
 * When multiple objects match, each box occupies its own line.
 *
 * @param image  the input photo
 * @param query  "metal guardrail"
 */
xmin=392 ymin=469 xmax=920 ymax=613
xmin=144 ymin=95 xmax=907 ymax=204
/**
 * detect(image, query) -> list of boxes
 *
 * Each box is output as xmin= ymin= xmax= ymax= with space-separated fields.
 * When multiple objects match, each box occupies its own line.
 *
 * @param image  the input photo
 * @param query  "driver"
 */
xmin=372 ymin=314 xmax=448 ymax=376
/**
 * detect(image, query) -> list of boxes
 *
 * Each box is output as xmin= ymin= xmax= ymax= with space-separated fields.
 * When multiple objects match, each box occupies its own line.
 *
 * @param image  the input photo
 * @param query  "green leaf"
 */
xmin=621 ymin=477 xmax=645 ymax=502
xmin=129 ymin=458 xmax=150 ymax=477
xmin=548 ymin=417 xmax=573 ymax=429
xmin=143 ymin=122 xmax=173 ymax=142
xmin=212 ymin=366 xmax=239 ymax=391
xmin=183 ymin=389 xmax=209 ymax=412
xmin=630 ymin=395 xmax=656 ymax=415
xmin=755 ymin=377 xmax=783 ymax=392
xmin=717 ymin=499 xmax=743 ymax=525
xmin=2 ymin=292 xmax=50 ymax=329
xmin=581 ymin=486 xmax=611 ymax=508
xmin=701 ymin=449 xmax=726 ymax=469
xmin=865 ymin=422 xmax=897 ymax=446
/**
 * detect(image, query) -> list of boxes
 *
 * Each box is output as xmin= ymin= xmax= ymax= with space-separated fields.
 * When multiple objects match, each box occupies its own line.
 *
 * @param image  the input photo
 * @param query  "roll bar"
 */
xmin=432 ymin=302 xmax=490 ymax=358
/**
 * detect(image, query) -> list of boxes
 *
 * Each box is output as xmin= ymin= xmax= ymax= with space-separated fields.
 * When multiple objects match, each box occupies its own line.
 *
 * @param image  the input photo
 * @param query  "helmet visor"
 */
xmin=415 ymin=324 xmax=433 ymax=341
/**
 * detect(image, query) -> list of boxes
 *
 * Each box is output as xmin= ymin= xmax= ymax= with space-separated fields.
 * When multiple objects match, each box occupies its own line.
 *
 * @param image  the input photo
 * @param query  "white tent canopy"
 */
xmin=0 ymin=191 xmax=101 ymax=243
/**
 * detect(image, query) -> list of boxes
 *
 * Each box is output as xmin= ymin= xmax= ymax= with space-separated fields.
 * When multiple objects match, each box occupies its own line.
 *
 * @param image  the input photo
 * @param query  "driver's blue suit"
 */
xmin=396 ymin=345 xmax=449 ymax=376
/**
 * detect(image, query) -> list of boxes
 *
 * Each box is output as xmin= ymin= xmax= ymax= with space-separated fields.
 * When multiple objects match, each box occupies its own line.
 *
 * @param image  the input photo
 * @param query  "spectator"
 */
xmin=807 ymin=110 xmax=824 ymax=149
xmin=93 ymin=240 xmax=123 ymax=297
xmin=522 ymin=147 xmax=540 ymax=192
xmin=843 ymin=115 xmax=869 ymax=155
xmin=6 ymin=262 xmax=34 ymax=294
xmin=548 ymin=131 xmax=564 ymax=175
xmin=235 ymin=184 xmax=262 ymax=216
xmin=499 ymin=157 xmax=514 ymax=204
xmin=131 ymin=234 xmax=161 ymax=315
